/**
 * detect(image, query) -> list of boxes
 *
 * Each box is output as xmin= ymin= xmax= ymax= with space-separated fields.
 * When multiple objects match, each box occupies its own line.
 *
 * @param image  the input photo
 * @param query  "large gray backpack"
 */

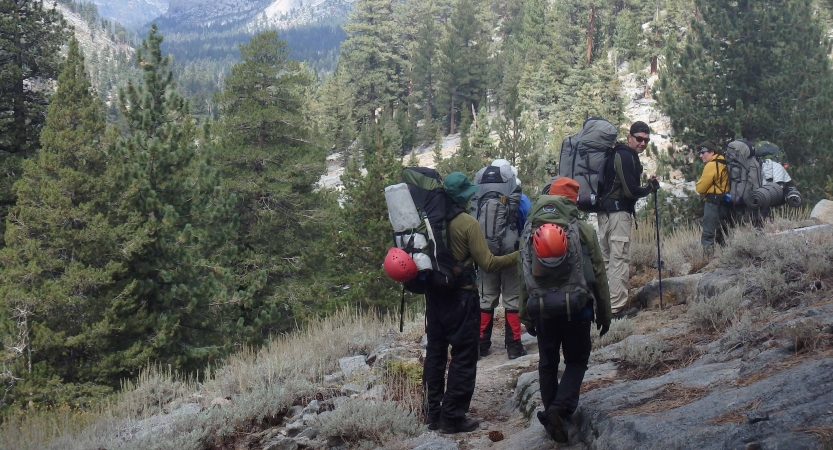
xmin=722 ymin=140 xmax=762 ymax=209
xmin=520 ymin=196 xmax=592 ymax=321
xmin=557 ymin=117 xmax=618 ymax=211
xmin=471 ymin=165 xmax=521 ymax=256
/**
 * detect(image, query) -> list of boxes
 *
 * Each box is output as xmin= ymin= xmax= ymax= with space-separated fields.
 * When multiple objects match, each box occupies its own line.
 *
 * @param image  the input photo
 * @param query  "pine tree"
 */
xmin=337 ymin=121 xmax=403 ymax=309
xmin=0 ymin=0 xmax=68 ymax=249
xmin=340 ymin=0 xmax=405 ymax=122
xmin=470 ymin=106 xmax=494 ymax=159
xmin=657 ymin=0 xmax=833 ymax=200
xmin=432 ymin=126 xmax=444 ymax=168
xmin=214 ymin=31 xmax=328 ymax=339
xmin=437 ymin=0 xmax=490 ymax=134
xmin=0 ymin=37 xmax=123 ymax=406
xmin=108 ymin=25 xmax=240 ymax=374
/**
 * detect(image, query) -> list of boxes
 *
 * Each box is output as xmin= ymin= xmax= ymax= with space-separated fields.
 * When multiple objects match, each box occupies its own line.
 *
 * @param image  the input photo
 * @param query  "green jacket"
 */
xmin=518 ymin=197 xmax=612 ymax=328
xmin=448 ymin=212 xmax=518 ymax=274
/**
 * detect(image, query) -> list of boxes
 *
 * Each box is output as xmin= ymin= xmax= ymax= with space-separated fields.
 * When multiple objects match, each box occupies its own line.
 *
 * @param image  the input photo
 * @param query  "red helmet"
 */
xmin=533 ymin=224 xmax=568 ymax=267
xmin=384 ymin=248 xmax=418 ymax=282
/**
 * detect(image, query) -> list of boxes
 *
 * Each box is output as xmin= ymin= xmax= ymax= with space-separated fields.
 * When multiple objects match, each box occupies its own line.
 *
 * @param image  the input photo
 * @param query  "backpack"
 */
xmin=557 ymin=117 xmax=619 ymax=211
xmin=520 ymin=195 xmax=594 ymax=321
xmin=721 ymin=140 xmax=762 ymax=209
xmin=384 ymin=167 xmax=467 ymax=294
xmin=470 ymin=165 xmax=522 ymax=256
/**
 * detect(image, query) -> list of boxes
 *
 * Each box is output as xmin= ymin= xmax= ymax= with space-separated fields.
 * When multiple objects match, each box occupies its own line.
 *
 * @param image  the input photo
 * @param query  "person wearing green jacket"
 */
xmin=518 ymin=177 xmax=612 ymax=444
xmin=422 ymin=172 xmax=519 ymax=435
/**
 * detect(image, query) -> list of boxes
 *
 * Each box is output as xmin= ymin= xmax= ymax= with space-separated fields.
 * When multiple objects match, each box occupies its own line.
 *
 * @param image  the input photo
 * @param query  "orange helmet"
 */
xmin=384 ymin=248 xmax=419 ymax=282
xmin=533 ymin=224 xmax=568 ymax=267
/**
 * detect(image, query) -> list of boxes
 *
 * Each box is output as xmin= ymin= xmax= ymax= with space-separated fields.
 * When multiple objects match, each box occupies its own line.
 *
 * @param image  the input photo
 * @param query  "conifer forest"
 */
xmin=2 ymin=0 xmax=833 ymax=413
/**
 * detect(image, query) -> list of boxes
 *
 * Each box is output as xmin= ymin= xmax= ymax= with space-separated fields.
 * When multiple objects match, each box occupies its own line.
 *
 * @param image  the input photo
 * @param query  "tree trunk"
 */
xmin=449 ymin=95 xmax=455 ymax=135
xmin=586 ymin=5 xmax=596 ymax=65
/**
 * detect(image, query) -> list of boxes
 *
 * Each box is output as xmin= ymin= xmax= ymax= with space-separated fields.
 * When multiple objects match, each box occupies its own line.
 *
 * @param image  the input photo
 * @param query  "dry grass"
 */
xmin=0 ymin=308 xmax=414 ymax=450
xmin=736 ymin=349 xmax=833 ymax=388
xmin=707 ymin=399 xmax=762 ymax=425
xmin=580 ymin=377 xmax=616 ymax=394
xmin=797 ymin=425 xmax=833 ymax=447
xmin=631 ymin=218 xmax=706 ymax=280
xmin=611 ymin=383 xmax=708 ymax=416
xmin=776 ymin=319 xmax=824 ymax=353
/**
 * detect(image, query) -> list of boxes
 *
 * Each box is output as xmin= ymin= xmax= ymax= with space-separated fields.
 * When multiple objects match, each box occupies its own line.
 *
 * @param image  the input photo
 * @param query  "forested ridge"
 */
xmin=1 ymin=0 xmax=833 ymax=415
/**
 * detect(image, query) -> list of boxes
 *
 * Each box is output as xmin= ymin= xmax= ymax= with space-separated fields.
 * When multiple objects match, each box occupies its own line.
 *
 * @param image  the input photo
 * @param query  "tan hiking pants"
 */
xmin=598 ymin=211 xmax=632 ymax=313
xmin=478 ymin=263 xmax=521 ymax=311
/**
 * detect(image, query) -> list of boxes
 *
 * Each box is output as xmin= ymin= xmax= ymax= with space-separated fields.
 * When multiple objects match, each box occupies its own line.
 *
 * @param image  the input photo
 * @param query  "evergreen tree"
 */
xmin=437 ymin=0 xmax=490 ymax=134
xmin=214 ymin=31 xmax=328 ymax=339
xmin=657 ymin=0 xmax=833 ymax=200
xmin=337 ymin=121 xmax=403 ymax=309
xmin=108 ymin=25 xmax=240 ymax=374
xmin=0 ymin=37 xmax=123 ymax=407
xmin=0 ymin=0 xmax=67 ymax=249
xmin=469 ymin=106 xmax=494 ymax=158
xmin=340 ymin=0 xmax=404 ymax=122
xmin=432 ymin=126 xmax=444 ymax=168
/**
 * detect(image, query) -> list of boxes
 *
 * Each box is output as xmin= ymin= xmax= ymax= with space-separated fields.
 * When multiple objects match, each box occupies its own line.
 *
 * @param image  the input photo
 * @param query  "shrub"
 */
xmin=687 ymin=287 xmax=743 ymax=332
xmin=315 ymin=398 xmax=421 ymax=445
xmin=591 ymin=317 xmax=635 ymax=350
xmin=777 ymin=319 xmax=822 ymax=353
xmin=721 ymin=226 xmax=833 ymax=308
xmin=619 ymin=335 xmax=668 ymax=371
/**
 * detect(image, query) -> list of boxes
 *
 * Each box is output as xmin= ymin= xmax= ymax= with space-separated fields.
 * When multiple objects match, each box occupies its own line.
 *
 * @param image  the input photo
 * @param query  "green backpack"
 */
xmin=520 ymin=195 xmax=595 ymax=321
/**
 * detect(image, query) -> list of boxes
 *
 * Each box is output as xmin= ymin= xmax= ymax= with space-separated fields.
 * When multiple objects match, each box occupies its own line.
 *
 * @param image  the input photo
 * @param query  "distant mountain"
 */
xmin=159 ymin=0 xmax=352 ymax=29
xmin=89 ymin=0 xmax=168 ymax=29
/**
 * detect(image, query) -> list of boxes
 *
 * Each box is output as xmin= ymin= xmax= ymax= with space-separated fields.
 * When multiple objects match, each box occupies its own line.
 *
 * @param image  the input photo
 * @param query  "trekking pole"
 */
xmin=399 ymin=285 xmax=406 ymax=332
xmin=653 ymin=189 xmax=664 ymax=310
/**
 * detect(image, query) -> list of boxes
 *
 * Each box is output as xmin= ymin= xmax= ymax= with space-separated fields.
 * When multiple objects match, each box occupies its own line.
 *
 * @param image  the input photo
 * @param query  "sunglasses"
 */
xmin=631 ymin=135 xmax=650 ymax=144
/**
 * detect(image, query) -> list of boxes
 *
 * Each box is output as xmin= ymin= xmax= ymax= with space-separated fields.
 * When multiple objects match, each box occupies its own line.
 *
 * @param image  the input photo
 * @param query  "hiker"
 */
xmin=422 ymin=172 xmax=520 ymax=434
xmin=518 ymin=177 xmax=612 ymax=444
xmin=598 ymin=121 xmax=659 ymax=319
xmin=695 ymin=141 xmax=731 ymax=255
xmin=473 ymin=159 xmax=531 ymax=360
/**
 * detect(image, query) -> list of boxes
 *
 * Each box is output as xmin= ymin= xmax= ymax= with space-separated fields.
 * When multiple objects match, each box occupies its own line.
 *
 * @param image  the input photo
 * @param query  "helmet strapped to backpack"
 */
xmin=521 ymin=195 xmax=594 ymax=321
xmin=384 ymin=248 xmax=418 ymax=282
xmin=533 ymin=223 xmax=568 ymax=267
xmin=384 ymin=167 xmax=468 ymax=294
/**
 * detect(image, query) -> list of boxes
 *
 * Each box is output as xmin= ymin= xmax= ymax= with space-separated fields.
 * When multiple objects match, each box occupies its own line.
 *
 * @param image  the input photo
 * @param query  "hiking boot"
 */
xmin=439 ymin=416 xmax=480 ymax=434
xmin=545 ymin=408 xmax=569 ymax=443
xmin=612 ymin=306 xmax=639 ymax=320
xmin=425 ymin=412 xmax=440 ymax=430
xmin=536 ymin=410 xmax=554 ymax=435
xmin=506 ymin=340 xmax=527 ymax=360
xmin=479 ymin=341 xmax=491 ymax=359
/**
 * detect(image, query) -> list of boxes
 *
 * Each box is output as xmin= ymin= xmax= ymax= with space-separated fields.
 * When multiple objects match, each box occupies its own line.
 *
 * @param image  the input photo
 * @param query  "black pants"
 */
xmin=536 ymin=317 xmax=592 ymax=417
xmin=423 ymin=287 xmax=480 ymax=422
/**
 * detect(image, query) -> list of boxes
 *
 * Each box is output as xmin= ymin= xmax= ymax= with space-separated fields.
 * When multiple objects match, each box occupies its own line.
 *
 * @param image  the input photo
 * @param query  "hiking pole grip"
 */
xmin=399 ymin=285 xmax=406 ymax=332
xmin=653 ymin=190 xmax=663 ymax=310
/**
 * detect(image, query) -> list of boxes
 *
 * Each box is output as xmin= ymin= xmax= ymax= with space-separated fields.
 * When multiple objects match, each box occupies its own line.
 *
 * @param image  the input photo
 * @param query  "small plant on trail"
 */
xmin=315 ymin=398 xmax=421 ymax=446
xmin=619 ymin=335 xmax=668 ymax=376
xmin=591 ymin=317 xmax=635 ymax=350
xmin=687 ymin=287 xmax=743 ymax=332
xmin=777 ymin=319 xmax=822 ymax=353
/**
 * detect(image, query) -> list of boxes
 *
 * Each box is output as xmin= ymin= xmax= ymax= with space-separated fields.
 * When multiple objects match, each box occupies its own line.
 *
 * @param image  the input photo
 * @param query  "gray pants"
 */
xmin=701 ymin=202 xmax=728 ymax=254
xmin=598 ymin=211 xmax=632 ymax=314
xmin=479 ymin=263 xmax=520 ymax=311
